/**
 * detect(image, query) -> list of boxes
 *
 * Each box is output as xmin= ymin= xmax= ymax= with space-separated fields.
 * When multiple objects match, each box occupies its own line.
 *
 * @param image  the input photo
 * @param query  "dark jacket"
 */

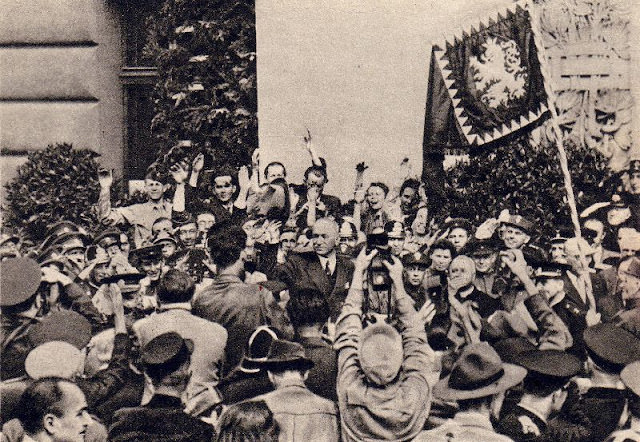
xmin=291 ymin=185 xmax=342 ymax=228
xmin=108 ymin=394 xmax=214 ymax=442
xmin=298 ymin=335 xmax=338 ymax=402
xmin=192 ymin=274 xmax=294 ymax=376
xmin=276 ymin=251 xmax=354 ymax=320
xmin=185 ymin=184 xmax=247 ymax=226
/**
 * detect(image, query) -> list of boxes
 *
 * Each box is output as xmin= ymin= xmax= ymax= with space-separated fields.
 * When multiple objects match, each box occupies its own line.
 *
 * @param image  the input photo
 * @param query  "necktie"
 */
xmin=325 ymin=261 xmax=332 ymax=277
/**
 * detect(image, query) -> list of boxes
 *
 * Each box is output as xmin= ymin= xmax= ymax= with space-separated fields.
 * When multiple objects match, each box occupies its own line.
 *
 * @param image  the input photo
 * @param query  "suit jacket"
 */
xmin=276 ymin=251 xmax=354 ymax=320
xmin=108 ymin=394 xmax=214 ymax=442
xmin=254 ymin=380 xmax=340 ymax=442
xmin=292 ymin=186 xmax=342 ymax=228
xmin=192 ymin=274 xmax=294 ymax=376
xmin=185 ymin=184 xmax=247 ymax=226
xmin=133 ymin=305 xmax=227 ymax=401
xmin=497 ymin=405 xmax=548 ymax=441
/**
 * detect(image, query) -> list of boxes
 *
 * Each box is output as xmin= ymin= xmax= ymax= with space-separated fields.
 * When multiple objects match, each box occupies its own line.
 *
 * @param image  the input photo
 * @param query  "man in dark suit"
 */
xmin=291 ymin=165 xmax=342 ymax=228
xmin=108 ymin=332 xmax=214 ymax=442
xmin=276 ymin=218 xmax=354 ymax=320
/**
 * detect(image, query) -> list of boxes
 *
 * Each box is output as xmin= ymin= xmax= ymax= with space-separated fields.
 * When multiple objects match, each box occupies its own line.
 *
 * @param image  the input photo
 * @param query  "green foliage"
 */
xmin=3 ymin=143 xmax=102 ymax=242
xmin=144 ymin=0 xmax=257 ymax=169
xmin=440 ymin=132 xmax=617 ymax=243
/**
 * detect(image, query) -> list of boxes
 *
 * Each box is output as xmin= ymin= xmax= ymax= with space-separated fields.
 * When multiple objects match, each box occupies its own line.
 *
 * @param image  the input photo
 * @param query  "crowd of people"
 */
xmin=2 ymin=140 xmax=640 ymax=441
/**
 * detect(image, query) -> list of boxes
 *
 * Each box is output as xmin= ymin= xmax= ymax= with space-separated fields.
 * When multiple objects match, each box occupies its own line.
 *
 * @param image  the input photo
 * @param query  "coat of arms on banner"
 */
xmin=426 ymin=0 xmax=549 ymax=146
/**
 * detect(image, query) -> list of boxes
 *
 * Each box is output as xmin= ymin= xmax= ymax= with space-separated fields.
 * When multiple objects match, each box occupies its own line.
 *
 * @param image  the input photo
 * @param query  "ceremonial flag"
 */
xmin=422 ymin=0 xmax=548 ymax=157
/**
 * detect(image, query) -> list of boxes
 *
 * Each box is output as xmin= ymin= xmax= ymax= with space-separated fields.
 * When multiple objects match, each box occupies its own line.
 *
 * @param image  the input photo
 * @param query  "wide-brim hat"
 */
xmin=240 ymin=326 xmax=282 ymax=372
xmin=248 ymin=339 xmax=313 ymax=371
xmin=1 ymin=257 xmax=42 ymax=307
xmin=25 ymin=341 xmax=84 ymax=380
xmin=433 ymin=342 xmax=527 ymax=401
xmin=38 ymin=221 xmax=85 ymax=252
xmin=52 ymin=231 xmax=91 ymax=249
xmin=152 ymin=232 xmax=177 ymax=246
xmin=28 ymin=310 xmax=92 ymax=350
xmin=621 ymin=361 xmax=640 ymax=397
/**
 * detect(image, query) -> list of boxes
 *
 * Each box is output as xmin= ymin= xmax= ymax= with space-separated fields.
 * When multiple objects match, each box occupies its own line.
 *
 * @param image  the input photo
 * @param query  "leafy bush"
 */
xmin=438 ymin=132 xmax=618 ymax=244
xmin=3 ymin=143 xmax=102 ymax=242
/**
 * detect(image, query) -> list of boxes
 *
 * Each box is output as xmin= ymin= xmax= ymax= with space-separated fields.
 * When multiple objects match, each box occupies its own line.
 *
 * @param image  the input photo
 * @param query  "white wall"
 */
xmin=255 ymin=0 xmax=527 ymax=201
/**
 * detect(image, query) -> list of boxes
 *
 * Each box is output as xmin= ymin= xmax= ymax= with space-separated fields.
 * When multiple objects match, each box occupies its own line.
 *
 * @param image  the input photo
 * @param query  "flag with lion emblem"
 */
xmin=422 ymin=0 xmax=548 ymax=156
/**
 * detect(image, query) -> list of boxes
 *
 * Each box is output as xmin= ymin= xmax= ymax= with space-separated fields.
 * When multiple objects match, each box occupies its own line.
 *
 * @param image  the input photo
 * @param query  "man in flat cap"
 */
xmin=566 ymin=323 xmax=640 ymax=442
xmin=250 ymin=339 xmax=340 ymax=441
xmin=108 ymin=331 xmax=214 ymax=441
xmin=335 ymin=248 xmax=435 ymax=441
xmin=497 ymin=350 xmax=583 ymax=441
xmin=415 ymin=342 xmax=527 ymax=441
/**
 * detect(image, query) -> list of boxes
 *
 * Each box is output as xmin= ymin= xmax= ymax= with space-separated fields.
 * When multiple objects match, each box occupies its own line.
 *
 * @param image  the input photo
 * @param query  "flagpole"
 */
xmin=527 ymin=1 xmax=597 ymax=311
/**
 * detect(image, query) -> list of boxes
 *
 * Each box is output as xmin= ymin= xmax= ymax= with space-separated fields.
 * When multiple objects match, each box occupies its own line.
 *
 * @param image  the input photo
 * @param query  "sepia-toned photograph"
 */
xmin=1 ymin=0 xmax=639 ymax=440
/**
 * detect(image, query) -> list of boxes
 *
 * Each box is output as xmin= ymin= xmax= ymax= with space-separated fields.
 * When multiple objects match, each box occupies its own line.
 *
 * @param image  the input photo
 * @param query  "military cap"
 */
xmin=51 ymin=231 xmax=90 ymax=250
xmin=533 ymin=261 xmax=571 ymax=279
xmin=130 ymin=244 xmax=163 ymax=263
xmin=1 ymin=257 xmax=42 ymax=307
xmin=463 ymin=237 xmax=501 ymax=257
xmin=39 ymin=221 xmax=86 ymax=252
xmin=515 ymin=350 xmax=582 ymax=379
xmin=503 ymin=214 xmax=534 ymax=234
xmin=583 ymin=323 xmax=640 ymax=373
xmin=621 ymin=361 xmax=640 ymax=397
xmin=141 ymin=332 xmax=193 ymax=367
xmin=444 ymin=217 xmax=473 ymax=233
xmin=384 ymin=220 xmax=405 ymax=239
xmin=94 ymin=229 xmax=121 ymax=249
xmin=550 ymin=227 xmax=573 ymax=244
xmin=28 ymin=310 xmax=92 ymax=350
xmin=25 ymin=341 xmax=84 ymax=380
xmin=402 ymin=251 xmax=430 ymax=268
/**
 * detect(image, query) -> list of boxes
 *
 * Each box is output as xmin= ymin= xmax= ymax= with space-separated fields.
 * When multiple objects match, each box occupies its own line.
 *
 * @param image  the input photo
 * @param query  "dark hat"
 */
xmin=621 ymin=361 xmax=640 ymax=397
xmin=503 ymin=214 xmax=534 ymax=234
xmin=384 ymin=220 xmax=405 ymax=239
xmin=444 ymin=217 xmax=473 ymax=233
xmin=433 ymin=342 xmax=527 ymax=400
xmin=241 ymin=326 xmax=282 ymax=372
xmin=94 ymin=229 xmax=121 ymax=249
xmin=259 ymin=280 xmax=289 ymax=294
xmin=464 ymin=237 xmax=500 ymax=257
xmin=521 ymin=245 xmax=548 ymax=267
xmin=583 ymin=323 xmax=640 ymax=373
xmin=627 ymin=159 xmax=640 ymax=174
xmin=550 ymin=227 xmax=573 ymax=244
xmin=141 ymin=331 xmax=193 ymax=367
xmin=402 ymin=251 xmax=430 ymax=268
xmin=0 ymin=233 xmax=20 ymax=247
xmin=39 ymin=221 xmax=86 ymax=252
xmin=1 ymin=257 xmax=42 ymax=307
xmin=51 ymin=231 xmax=90 ymax=251
xmin=533 ymin=261 xmax=571 ymax=279
xmin=130 ymin=244 xmax=163 ymax=263
xmin=515 ymin=350 xmax=582 ymax=379
xmin=28 ymin=310 xmax=92 ymax=350
xmin=249 ymin=339 xmax=313 ymax=372
xmin=493 ymin=337 xmax=536 ymax=364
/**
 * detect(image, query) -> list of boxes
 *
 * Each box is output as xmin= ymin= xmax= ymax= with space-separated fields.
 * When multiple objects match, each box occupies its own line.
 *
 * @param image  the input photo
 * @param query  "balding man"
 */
xmin=276 ymin=218 xmax=354 ymax=320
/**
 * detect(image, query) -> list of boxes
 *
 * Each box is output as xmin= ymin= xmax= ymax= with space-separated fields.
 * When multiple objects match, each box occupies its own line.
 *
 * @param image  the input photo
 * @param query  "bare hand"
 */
xmin=585 ymin=309 xmax=601 ymax=326
xmin=192 ymin=153 xmax=205 ymax=173
xmin=382 ymin=255 xmax=404 ymax=289
xmin=41 ymin=266 xmax=70 ymax=285
xmin=354 ymin=189 xmax=365 ymax=204
xmin=499 ymin=249 xmax=528 ymax=281
xmin=98 ymin=168 xmax=113 ymax=189
xmin=169 ymin=160 xmax=190 ymax=184
xmin=307 ymin=185 xmax=320 ymax=203
xmin=251 ymin=149 xmax=260 ymax=168
xmin=354 ymin=247 xmax=378 ymax=275
xmin=417 ymin=299 xmax=436 ymax=326
xmin=303 ymin=129 xmax=312 ymax=149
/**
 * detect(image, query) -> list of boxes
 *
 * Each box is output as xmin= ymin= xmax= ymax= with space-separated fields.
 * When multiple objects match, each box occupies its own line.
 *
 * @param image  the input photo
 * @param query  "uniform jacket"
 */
xmin=254 ymin=379 xmax=340 ymax=442
xmin=497 ymin=405 xmax=548 ymax=441
xmin=108 ymin=394 xmax=214 ymax=442
xmin=335 ymin=287 xmax=433 ymax=441
xmin=192 ymin=274 xmax=294 ymax=376
xmin=133 ymin=304 xmax=228 ymax=403
xmin=276 ymin=251 xmax=354 ymax=320
xmin=415 ymin=411 xmax=514 ymax=441
xmin=563 ymin=384 xmax=627 ymax=442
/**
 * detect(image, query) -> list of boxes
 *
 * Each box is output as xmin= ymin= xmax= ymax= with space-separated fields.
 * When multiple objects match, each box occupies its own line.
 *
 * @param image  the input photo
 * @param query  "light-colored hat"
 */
xmin=25 ymin=341 xmax=84 ymax=379
xmin=359 ymin=322 xmax=403 ymax=386
xmin=564 ymin=237 xmax=596 ymax=257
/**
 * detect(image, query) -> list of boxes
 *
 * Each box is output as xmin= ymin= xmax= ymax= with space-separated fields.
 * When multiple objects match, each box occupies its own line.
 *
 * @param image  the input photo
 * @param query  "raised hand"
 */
xmin=98 ymin=168 xmax=113 ymax=189
xmin=169 ymin=160 xmax=190 ymax=184
xmin=192 ymin=153 xmax=205 ymax=173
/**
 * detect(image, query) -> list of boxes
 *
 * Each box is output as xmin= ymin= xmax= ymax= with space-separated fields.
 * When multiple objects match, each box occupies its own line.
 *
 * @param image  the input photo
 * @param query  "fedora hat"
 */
xmin=240 ymin=325 xmax=282 ymax=372
xmin=250 ymin=339 xmax=313 ymax=372
xmin=434 ymin=342 xmax=527 ymax=401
